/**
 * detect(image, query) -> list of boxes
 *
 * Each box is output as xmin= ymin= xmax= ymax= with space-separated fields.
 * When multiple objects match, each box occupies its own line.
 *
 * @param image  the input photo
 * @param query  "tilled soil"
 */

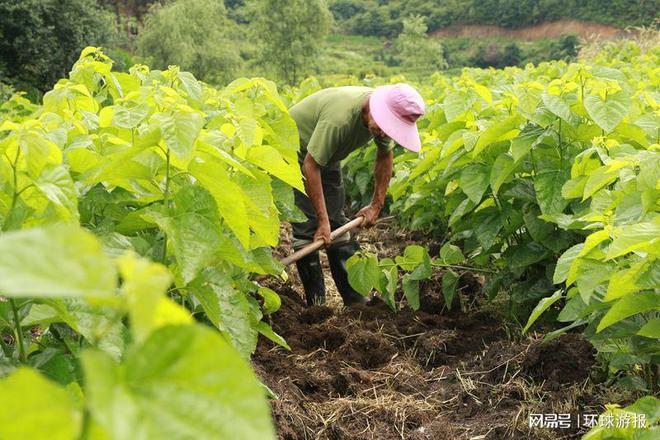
xmin=254 ymin=225 xmax=607 ymax=439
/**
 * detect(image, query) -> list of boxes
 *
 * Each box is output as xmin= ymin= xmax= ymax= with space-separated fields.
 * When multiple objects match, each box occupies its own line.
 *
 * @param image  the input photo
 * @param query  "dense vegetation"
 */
xmin=0 ymin=47 xmax=303 ymax=438
xmin=340 ymin=42 xmax=660 ymax=397
xmin=329 ymin=0 xmax=660 ymax=37
xmin=0 ymin=1 xmax=658 ymax=438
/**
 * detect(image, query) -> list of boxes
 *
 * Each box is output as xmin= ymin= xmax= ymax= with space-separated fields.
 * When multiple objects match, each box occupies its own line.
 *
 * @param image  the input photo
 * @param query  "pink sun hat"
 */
xmin=369 ymin=83 xmax=425 ymax=153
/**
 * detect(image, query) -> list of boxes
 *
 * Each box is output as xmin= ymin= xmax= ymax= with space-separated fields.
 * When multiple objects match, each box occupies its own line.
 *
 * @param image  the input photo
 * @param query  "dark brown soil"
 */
xmin=254 ymin=225 xmax=606 ymax=439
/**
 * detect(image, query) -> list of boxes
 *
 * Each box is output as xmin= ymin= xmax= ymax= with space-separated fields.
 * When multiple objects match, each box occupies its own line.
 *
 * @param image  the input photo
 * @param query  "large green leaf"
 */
xmin=534 ymin=169 xmax=570 ymax=216
xmin=523 ymin=290 xmax=563 ymax=333
xmin=442 ymin=271 xmax=459 ymax=311
xmin=245 ymin=145 xmax=304 ymax=192
xmin=119 ymin=253 xmax=192 ymax=345
xmin=146 ymin=185 xmax=223 ymax=283
xmin=597 ymin=292 xmax=660 ymax=332
xmin=187 ymin=268 xmax=258 ymax=357
xmin=190 ymin=152 xmax=250 ymax=248
xmin=438 ymin=243 xmax=464 ymax=265
xmin=0 ymin=224 xmax=116 ymax=297
xmin=152 ymin=110 xmax=203 ymax=165
xmin=0 ymin=368 xmax=81 ymax=440
xmin=346 ymin=253 xmax=380 ymax=296
xmin=83 ymin=324 xmax=275 ymax=440
xmin=553 ymin=244 xmax=583 ymax=284
xmin=606 ymin=222 xmax=660 ymax=260
xmin=638 ymin=318 xmax=660 ymax=339
xmin=402 ymin=274 xmax=420 ymax=311
xmin=490 ymin=153 xmax=516 ymax=196
xmin=541 ymin=92 xmax=575 ymax=124
xmin=472 ymin=115 xmax=521 ymax=157
xmin=584 ymin=91 xmax=631 ymax=133
xmin=460 ymin=164 xmax=489 ymax=204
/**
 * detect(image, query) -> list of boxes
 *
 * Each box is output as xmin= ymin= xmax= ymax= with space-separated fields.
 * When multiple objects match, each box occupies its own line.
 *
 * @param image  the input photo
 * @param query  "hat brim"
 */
xmin=369 ymin=85 xmax=421 ymax=153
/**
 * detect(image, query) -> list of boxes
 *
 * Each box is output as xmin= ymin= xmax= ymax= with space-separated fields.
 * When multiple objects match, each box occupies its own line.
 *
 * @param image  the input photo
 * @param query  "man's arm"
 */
xmin=302 ymin=152 xmax=331 ymax=244
xmin=357 ymin=146 xmax=393 ymax=226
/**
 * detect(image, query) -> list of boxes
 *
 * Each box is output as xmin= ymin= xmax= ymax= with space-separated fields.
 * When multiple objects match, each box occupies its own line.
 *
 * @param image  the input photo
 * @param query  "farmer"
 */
xmin=289 ymin=84 xmax=425 ymax=307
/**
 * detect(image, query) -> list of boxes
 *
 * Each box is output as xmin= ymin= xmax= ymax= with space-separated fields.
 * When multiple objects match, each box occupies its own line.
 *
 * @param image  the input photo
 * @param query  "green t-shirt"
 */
xmin=289 ymin=86 xmax=392 ymax=167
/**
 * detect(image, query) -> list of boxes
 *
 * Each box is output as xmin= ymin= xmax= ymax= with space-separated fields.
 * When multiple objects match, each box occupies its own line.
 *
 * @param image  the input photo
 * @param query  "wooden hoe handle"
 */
xmin=280 ymin=216 xmax=365 ymax=266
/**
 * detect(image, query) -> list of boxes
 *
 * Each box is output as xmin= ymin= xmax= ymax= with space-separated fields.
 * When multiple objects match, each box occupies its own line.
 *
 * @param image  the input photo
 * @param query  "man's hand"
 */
xmin=357 ymin=203 xmax=382 ymax=227
xmin=313 ymin=220 xmax=332 ymax=246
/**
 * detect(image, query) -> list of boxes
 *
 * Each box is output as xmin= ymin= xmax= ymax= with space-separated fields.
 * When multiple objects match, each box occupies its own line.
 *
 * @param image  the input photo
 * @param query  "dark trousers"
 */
xmin=291 ymin=160 xmax=364 ymax=306
xmin=291 ymin=161 xmax=350 ymax=247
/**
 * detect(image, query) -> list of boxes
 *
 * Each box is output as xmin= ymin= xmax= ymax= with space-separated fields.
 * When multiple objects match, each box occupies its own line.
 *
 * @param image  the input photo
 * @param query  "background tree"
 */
xmin=253 ymin=0 xmax=332 ymax=85
xmin=136 ymin=0 xmax=244 ymax=85
xmin=396 ymin=15 xmax=448 ymax=75
xmin=0 ymin=0 xmax=114 ymax=95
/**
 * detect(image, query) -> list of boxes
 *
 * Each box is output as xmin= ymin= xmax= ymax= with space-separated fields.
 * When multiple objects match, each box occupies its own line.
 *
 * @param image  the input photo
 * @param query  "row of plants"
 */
xmin=342 ymin=42 xmax=659 ymax=426
xmin=0 ymin=47 xmax=312 ymax=438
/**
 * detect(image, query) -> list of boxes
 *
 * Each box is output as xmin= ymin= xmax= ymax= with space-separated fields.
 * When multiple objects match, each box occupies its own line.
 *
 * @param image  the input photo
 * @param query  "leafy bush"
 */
xmin=253 ymin=0 xmax=333 ymax=84
xmin=136 ymin=0 xmax=244 ymax=84
xmin=0 ymin=0 xmax=114 ymax=94
xmin=0 ymin=47 xmax=308 ymax=437
xmin=342 ymin=44 xmax=659 ymax=392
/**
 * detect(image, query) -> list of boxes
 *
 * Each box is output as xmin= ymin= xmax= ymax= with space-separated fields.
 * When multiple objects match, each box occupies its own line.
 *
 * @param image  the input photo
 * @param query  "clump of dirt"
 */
xmin=300 ymin=324 xmax=347 ymax=351
xmin=256 ymin=225 xmax=608 ymax=439
xmin=338 ymin=330 xmax=396 ymax=369
xmin=522 ymin=333 xmax=596 ymax=389
xmin=414 ymin=329 xmax=457 ymax=368
xmin=298 ymin=305 xmax=334 ymax=324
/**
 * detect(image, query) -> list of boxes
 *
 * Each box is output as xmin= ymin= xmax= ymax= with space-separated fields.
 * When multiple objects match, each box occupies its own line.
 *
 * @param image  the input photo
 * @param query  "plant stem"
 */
xmin=9 ymin=299 xmax=26 ymax=362
xmin=3 ymin=146 xmax=21 ymax=231
xmin=161 ymin=148 xmax=171 ymax=264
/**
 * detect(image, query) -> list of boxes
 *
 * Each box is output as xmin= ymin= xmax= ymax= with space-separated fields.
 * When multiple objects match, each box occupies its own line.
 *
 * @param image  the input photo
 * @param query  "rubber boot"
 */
xmin=327 ymin=240 xmax=368 ymax=306
xmin=295 ymin=251 xmax=326 ymax=306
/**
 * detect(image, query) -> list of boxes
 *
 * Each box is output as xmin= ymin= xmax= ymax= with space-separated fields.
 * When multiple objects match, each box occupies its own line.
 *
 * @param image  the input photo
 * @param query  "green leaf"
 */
xmin=32 ymin=165 xmax=78 ymax=221
xmin=523 ymin=290 xmax=563 ymax=333
xmin=553 ymin=244 xmax=583 ymax=284
xmin=438 ymin=243 xmax=464 ymax=265
xmin=443 ymin=92 xmax=469 ymax=121
xmin=190 ymin=152 xmax=250 ymax=248
xmin=606 ymin=222 xmax=660 ymax=260
xmin=256 ymin=287 xmax=281 ymax=315
xmin=146 ymin=185 xmax=223 ymax=283
xmin=41 ymin=299 xmax=127 ymax=361
xmin=83 ymin=324 xmax=275 ymax=440
xmin=376 ymin=259 xmax=398 ymax=311
xmin=346 ymin=253 xmax=380 ymax=296
xmin=188 ymin=268 xmax=258 ymax=357
xmin=582 ymin=166 xmax=619 ymax=200
xmin=534 ymin=169 xmax=570 ymax=215
xmin=541 ymin=92 xmax=574 ymax=124
xmin=257 ymin=321 xmax=290 ymax=350
xmin=118 ymin=253 xmax=193 ymax=345
xmin=442 ymin=271 xmax=459 ymax=310
xmin=523 ymin=205 xmax=554 ymax=242
xmin=473 ymin=115 xmax=521 ymax=157
xmin=597 ymin=292 xmax=660 ymax=332
xmin=490 ymin=153 xmax=516 ymax=196
xmin=584 ymin=91 xmax=631 ymax=133
xmin=0 ymin=368 xmax=81 ymax=440
xmin=460 ymin=164 xmax=489 ymax=204
xmin=397 ymin=245 xmax=432 ymax=280
xmin=152 ymin=110 xmax=203 ymax=165
xmin=504 ymin=242 xmax=550 ymax=269
xmin=0 ymin=224 xmax=116 ymax=297
xmin=638 ymin=318 xmax=660 ymax=338
xmin=402 ymin=274 xmax=420 ymax=311
xmin=245 ymin=145 xmax=304 ymax=192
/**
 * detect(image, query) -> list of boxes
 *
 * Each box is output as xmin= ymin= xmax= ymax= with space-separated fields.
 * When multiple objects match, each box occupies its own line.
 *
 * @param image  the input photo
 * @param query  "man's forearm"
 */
xmin=371 ymin=148 xmax=393 ymax=207
xmin=302 ymin=153 xmax=330 ymax=225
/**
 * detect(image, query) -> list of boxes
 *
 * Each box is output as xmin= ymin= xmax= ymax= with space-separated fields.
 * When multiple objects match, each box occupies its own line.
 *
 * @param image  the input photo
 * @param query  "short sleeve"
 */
xmin=374 ymin=136 xmax=395 ymax=152
xmin=307 ymin=121 xmax=343 ymax=167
